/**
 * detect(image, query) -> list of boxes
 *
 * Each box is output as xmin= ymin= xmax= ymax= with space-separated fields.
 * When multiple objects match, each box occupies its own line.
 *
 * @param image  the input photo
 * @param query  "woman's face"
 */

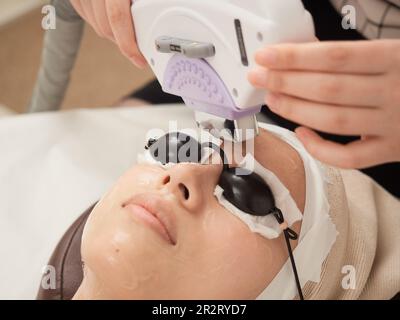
xmin=79 ymin=159 xmax=289 ymax=300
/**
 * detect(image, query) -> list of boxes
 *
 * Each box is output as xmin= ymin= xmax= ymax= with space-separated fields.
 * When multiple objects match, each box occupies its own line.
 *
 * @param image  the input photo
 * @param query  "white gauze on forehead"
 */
xmin=214 ymin=153 xmax=303 ymax=239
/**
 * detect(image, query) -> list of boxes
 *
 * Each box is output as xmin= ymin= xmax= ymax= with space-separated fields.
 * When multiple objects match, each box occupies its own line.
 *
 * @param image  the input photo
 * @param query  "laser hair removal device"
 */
xmin=131 ymin=0 xmax=315 ymax=142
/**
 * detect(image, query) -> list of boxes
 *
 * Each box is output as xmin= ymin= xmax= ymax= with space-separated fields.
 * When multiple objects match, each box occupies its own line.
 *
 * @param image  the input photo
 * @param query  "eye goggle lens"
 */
xmin=219 ymin=168 xmax=276 ymax=216
xmin=146 ymin=132 xmax=202 ymax=165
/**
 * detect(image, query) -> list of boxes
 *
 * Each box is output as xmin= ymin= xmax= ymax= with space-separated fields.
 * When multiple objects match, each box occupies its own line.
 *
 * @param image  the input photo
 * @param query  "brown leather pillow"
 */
xmin=36 ymin=203 xmax=96 ymax=300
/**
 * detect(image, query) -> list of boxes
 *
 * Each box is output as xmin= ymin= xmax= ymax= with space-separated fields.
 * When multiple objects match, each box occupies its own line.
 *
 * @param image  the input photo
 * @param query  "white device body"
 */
xmin=132 ymin=0 xmax=315 ymax=110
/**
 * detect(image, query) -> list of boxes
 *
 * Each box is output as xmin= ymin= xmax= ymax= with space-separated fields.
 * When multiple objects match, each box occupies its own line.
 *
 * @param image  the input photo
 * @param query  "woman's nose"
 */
xmin=158 ymin=164 xmax=222 ymax=212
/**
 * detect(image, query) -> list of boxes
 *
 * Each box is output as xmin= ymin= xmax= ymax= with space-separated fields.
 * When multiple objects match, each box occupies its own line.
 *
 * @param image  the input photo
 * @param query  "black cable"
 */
xmin=283 ymin=230 xmax=304 ymax=300
xmin=273 ymin=209 xmax=304 ymax=300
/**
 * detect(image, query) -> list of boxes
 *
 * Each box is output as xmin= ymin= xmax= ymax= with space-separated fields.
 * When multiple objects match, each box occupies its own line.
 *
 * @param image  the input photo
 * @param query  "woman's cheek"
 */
xmin=203 ymin=204 xmax=275 ymax=270
xmin=131 ymin=165 xmax=163 ymax=184
xmin=82 ymin=216 xmax=156 ymax=290
xmin=201 ymin=205 xmax=252 ymax=252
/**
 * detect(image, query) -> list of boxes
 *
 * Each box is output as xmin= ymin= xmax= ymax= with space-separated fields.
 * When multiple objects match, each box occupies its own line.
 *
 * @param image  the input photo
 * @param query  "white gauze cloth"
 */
xmin=255 ymin=123 xmax=338 ymax=300
xmin=214 ymin=153 xmax=303 ymax=239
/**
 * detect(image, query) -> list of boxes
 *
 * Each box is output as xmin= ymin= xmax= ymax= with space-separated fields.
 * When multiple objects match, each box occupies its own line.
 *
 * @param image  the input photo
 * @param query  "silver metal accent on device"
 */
xmin=195 ymin=111 xmax=259 ymax=143
xmin=156 ymin=36 xmax=216 ymax=59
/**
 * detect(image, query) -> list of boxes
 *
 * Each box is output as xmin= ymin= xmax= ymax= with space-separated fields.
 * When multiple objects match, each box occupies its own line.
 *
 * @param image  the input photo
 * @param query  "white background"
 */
xmin=0 ymin=0 xmax=47 ymax=27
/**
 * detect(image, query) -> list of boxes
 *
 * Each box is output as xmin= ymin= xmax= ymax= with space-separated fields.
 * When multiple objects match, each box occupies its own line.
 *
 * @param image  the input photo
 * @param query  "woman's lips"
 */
xmin=122 ymin=194 xmax=177 ymax=245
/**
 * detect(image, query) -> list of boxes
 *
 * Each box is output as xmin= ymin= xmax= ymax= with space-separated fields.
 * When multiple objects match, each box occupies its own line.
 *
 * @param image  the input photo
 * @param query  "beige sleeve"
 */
xmin=296 ymin=166 xmax=399 ymax=300
xmin=340 ymin=170 xmax=400 ymax=299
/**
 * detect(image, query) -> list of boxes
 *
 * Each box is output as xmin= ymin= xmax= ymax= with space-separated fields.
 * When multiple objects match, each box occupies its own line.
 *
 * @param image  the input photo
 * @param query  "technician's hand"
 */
xmin=248 ymin=40 xmax=400 ymax=169
xmin=70 ymin=0 xmax=147 ymax=68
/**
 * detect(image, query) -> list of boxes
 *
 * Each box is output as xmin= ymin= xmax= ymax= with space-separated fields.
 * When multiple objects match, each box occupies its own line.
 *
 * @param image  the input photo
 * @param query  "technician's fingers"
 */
xmin=79 ymin=0 xmax=101 ymax=35
xmin=70 ymin=0 xmax=101 ymax=35
xmin=248 ymin=69 xmax=384 ymax=108
xmin=105 ymin=0 xmax=147 ymax=68
xmin=92 ymin=0 xmax=114 ymax=40
xmin=70 ymin=0 xmax=86 ymax=20
xmin=295 ymin=127 xmax=390 ymax=169
xmin=254 ymin=41 xmax=395 ymax=74
xmin=265 ymin=93 xmax=383 ymax=136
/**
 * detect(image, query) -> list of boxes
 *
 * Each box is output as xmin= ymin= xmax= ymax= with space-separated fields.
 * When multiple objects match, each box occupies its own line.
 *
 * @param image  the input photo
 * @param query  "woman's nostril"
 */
xmin=179 ymin=183 xmax=190 ymax=200
xmin=162 ymin=175 xmax=171 ymax=185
